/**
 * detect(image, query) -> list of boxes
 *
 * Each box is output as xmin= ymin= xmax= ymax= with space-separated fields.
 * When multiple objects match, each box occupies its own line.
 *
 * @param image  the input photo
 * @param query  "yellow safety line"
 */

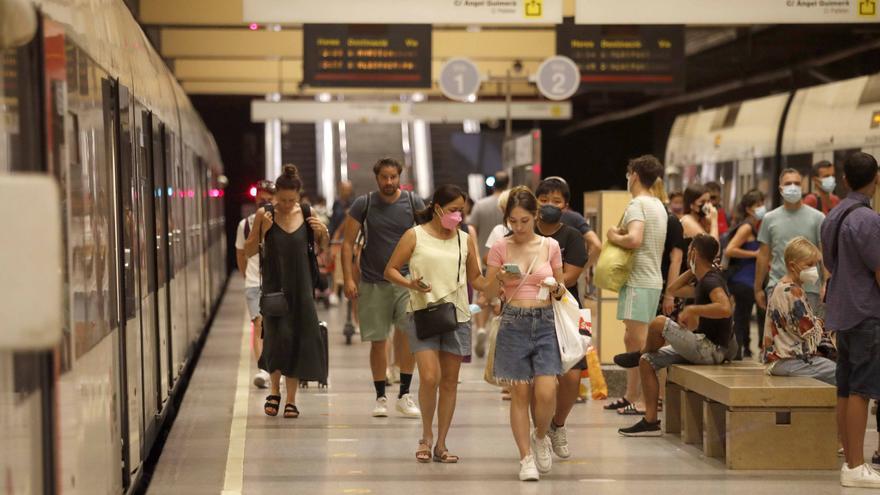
xmin=222 ymin=311 xmax=252 ymax=495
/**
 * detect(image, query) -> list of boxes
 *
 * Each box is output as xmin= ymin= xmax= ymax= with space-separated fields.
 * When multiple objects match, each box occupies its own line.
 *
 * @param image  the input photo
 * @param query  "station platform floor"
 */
xmin=146 ymin=277 xmax=876 ymax=495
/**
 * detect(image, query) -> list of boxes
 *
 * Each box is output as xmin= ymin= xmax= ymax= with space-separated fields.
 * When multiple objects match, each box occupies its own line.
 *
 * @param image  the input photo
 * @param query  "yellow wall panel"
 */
xmin=175 ymin=59 xmax=303 ymax=81
xmin=161 ymin=29 xmax=303 ymax=58
xmin=141 ymin=0 xmax=244 ymax=25
xmin=433 ymin=30 xmax=555 ymax=59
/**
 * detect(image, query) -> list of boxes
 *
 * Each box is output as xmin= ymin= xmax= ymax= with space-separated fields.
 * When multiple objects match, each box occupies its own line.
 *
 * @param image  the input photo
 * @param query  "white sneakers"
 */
xmin=372 ymin=395 xmax=421 ymax=418
xmin=530 ymin=431 xmax=553 ymax=474
xmin=841 ymin=463 xmax=880 ymax=488
xmin=396 ymin=394 xmax=421 ymax=418
xmin=372 ymin=397 xmax=389 ymax=417
xmin=474 ymin=328 xmax=488 ymax=358
xmin=252 ymin=370 xmax=270 ymax=389
xmin=547 ymin=424 xmax=571 ymax=459
xmin=519 ymin=454 xmax=539 ymax=481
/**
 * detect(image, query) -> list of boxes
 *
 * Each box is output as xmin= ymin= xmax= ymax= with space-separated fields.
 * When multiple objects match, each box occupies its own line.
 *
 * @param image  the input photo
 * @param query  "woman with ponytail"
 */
xmin=244 ymin=164 xmax=329 ymax=418
xmin=385 ymin=184 xmax=488 ymax=464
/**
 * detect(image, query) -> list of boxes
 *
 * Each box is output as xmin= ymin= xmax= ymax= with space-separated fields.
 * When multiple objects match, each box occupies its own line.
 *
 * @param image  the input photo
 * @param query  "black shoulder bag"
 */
xmin=259 ymin=223 xmax=289 ymax=317
xmin=302 ymin=203 xmax=329 ymax=291
xmin=413 ymin=231 xmax=462 ymax=340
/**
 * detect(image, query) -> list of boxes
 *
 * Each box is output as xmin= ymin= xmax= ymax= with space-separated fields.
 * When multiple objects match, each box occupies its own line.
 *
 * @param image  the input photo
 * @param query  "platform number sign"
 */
xmin=439 ymin=58 xmax=481 ymax=102
xmin=536 ymin=56 xmax=580 ymax=101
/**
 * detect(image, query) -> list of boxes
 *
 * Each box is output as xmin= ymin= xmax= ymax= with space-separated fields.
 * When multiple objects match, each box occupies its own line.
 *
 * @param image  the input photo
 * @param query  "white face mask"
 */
xmin=754 ymin=205 xmax=767 ymax=220
xmin=781 ymin=184 xmax=802 ymax=204
xmin=819 ymin=176 xmax=836 ymax=193
xmin=799 ymin=266 xmax=820 ymax=285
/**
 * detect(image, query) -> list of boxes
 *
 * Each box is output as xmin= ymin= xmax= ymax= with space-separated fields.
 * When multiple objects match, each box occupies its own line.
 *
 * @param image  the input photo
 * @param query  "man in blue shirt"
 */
xmin=821 ymin=152 xmax=880 ymax=488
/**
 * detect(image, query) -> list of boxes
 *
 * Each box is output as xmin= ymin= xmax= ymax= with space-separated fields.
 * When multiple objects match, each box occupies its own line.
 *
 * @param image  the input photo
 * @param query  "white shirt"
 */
xmin=484 ymin=223 xmax=509 ymax=249
xmin=235 ymin=214 xmax=261 ymax=288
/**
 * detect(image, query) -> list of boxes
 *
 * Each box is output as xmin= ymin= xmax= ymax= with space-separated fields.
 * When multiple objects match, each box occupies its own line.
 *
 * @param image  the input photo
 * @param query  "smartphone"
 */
xmin=263 ymin=203 xmax=274 ymax=215
xmin=502 ymin=263 xmax=521 ymax=275
xmin=416 ymin=279 xmax=430 ymax=289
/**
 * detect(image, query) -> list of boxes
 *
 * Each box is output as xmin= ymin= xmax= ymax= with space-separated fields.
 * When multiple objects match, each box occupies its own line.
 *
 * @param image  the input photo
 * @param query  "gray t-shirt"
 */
xmin=469 ymin=194 xmax=503 ymax=257
xmin=622 ymin=195 xmax=668 ymax=290
xmin=757 ymin=204 xmax=825 ymax=295
xmin=348 ymin=191 xmax=425 ymax=284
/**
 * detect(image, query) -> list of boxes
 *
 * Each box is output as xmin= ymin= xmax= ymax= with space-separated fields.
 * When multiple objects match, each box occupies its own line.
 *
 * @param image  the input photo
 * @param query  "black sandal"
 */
xmin=604 ymin=398 xmax=631 ymax=410
xmin=284 ymin=404 xmax=299 ymax=418
xmin=264 ymin=395 xmax=281 ymax=416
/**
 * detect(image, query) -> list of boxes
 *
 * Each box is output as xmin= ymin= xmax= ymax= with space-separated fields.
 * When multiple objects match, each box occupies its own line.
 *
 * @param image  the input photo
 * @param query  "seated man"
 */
xmin=614 ymin=233 xmax=736 ymax=436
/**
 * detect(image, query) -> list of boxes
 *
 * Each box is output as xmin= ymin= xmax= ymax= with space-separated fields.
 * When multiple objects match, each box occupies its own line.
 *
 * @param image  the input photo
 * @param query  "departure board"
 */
xmin=303 ymin=24 xmax=432 ymax=88
xmin=557 ymin=24 xmax=684 ymax=92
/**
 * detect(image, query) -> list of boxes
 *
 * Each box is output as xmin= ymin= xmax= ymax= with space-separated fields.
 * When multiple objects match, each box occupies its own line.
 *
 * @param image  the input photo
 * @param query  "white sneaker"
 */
xmin=841 ymin=463 xmax=880 ymax=488
xmin=328 ymin=292 xmax=340 ymax=306
xmin=396 ymin=393 xmax=421 ymax=418
xmin=372 ymin=397 xmax=389 ymax=417
xmin=518 ymin=454 xmax=540 ymax=481
xmin=252 ymin=370 xmax=270 ymax=389
xmin=547 ymin=424 xmax=571 ymax=459
xmin=474 ymin=328 xmax=487 ymax=358
xmin=531 ymin=431 xmax=553 ymax=473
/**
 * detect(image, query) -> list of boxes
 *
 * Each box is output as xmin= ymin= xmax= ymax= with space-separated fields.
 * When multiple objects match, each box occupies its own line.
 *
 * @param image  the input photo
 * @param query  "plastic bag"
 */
xmin=483 ymin=316 xmax=502 ymax=386
xmin=552 ymin=289 xmax=587 ymax=372
xmin=586 ymin=346 xmax=608 ymax=400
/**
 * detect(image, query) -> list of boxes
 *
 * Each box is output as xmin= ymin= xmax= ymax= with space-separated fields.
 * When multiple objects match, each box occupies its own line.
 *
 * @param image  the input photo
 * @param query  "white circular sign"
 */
xmin=536 ymin=56 xmax=581 ymax=101
xmin=439 ymin=58 xmax=481 ymax=102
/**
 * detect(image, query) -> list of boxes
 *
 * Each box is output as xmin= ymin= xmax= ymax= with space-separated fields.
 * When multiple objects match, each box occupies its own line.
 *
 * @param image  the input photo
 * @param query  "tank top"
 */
xmin=408 ymin=225 xmax=471 ymax=323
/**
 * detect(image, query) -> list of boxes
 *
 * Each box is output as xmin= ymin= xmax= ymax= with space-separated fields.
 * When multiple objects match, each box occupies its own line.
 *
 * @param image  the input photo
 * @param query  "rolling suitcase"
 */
xmin=301 ymin=320 xmax=329 ymax=389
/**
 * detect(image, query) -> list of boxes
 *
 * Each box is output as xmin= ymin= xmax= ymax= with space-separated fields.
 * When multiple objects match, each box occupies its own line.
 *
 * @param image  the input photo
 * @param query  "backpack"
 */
xmin=355 ymin=190 xmax=418 ymax=249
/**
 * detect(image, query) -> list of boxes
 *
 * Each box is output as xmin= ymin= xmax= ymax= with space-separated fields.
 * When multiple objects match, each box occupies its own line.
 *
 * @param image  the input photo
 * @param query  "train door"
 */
xmin=153 ymin=120 xmax=172 ymax=401
xmin=134 ymin=107 xmax=161 ymax=447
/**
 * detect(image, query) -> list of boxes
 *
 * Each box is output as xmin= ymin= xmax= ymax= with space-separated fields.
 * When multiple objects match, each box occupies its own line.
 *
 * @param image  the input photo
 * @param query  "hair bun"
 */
xmin=282 ymin=164 xmax=299 ymax=178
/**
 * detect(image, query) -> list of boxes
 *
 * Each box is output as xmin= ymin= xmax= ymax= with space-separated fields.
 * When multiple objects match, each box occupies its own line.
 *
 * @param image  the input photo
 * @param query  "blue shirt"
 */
xmin=821 ymin=192 xmax=880 ymax=332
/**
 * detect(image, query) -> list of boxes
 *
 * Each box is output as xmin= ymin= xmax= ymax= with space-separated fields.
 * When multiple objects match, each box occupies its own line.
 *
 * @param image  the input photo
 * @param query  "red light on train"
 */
xmin=249 ymin=23 xmax=259 ymax=31
xmin=249 ymin=186 xmax=258 ymax=198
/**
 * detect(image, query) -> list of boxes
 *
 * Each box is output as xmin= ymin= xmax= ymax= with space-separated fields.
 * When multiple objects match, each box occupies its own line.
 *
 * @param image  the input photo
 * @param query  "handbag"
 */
xmin=594 ymin=212 xmax=635 ymax=292
xmin=413 ymin=231 xmax=461 ymax=340
xmin=552 ymin=288 xmax=588 ymax=372
xmin=259 ymin=226 xmax=289 ymax=317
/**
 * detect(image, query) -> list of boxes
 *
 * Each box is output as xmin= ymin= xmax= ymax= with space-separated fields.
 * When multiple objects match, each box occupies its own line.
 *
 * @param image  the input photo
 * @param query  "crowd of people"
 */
xmin=233 ymin=152 xmax=880 ymax=486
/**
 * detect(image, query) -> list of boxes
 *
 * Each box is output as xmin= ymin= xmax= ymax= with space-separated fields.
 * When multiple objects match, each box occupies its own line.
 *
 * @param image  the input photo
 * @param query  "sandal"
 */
xmin=264 ymin=395 xmax=281 ymax=416
xmin=284 ymin=403 xmax=299 ymax=418
xmin=433 ymin=446 xmax=460 ymax=464
xmin=603 ymin=398 xmax=630 ymax=410
xmin=618 ymin=403 xmax=646 ymax=416
xmin=416 ymin=439 xmax=432 ymax=463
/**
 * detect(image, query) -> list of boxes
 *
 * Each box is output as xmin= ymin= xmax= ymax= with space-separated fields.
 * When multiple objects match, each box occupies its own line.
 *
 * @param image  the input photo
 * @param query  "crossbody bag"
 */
xmin=413 ymin=231 xmax=462 ymax=340
xmin=259 ymin=223 xmax=288 ymax=317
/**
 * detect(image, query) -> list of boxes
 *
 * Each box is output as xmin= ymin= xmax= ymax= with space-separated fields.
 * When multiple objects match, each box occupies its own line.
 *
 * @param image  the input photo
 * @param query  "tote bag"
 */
xmin=552 ymin=289 xmax=588 ymax=372
xmin=594 ymin=213 xmax=635 ymax=292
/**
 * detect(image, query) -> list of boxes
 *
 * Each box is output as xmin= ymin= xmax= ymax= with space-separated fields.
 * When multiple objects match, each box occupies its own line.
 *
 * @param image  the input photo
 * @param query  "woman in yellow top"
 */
xmin=385 ymin=184 xmax=486 ymax=464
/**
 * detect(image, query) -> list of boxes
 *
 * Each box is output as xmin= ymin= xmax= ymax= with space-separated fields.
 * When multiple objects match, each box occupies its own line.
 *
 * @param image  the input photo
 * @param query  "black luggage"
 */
xmin=301 ymin=320 xmax=329 ymax=389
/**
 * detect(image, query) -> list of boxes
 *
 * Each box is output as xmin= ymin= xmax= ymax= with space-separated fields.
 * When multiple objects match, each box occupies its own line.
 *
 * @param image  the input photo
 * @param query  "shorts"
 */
xmin=836 ymin=318 xmax=880 ymax=399
xmin=768 ymin=356 xmax=836 ymax=386
xmin=493 ymin=306 xmax=561 ymax=384
xmin=617 ymin=286 xmax=662 ymax=324
xmin=404 ymin=319 xmax=471 ymax=356
xmin=245 ymin=287 xmax=261 ymax=321
xmin=357 ymin=282 xmax=411 ymax=342
xmin=642 ymin=318 xmax=728 ymax=371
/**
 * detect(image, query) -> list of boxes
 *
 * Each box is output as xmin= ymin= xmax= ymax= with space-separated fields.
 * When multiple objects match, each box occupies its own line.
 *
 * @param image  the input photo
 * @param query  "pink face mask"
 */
xmin=439 ymin=209 xmax=462 ymax=230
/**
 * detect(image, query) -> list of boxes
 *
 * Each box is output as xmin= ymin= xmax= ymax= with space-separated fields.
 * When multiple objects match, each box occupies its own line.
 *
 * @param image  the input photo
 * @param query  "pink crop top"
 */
xmin=487 ymin=237 xmax=563 ymax=300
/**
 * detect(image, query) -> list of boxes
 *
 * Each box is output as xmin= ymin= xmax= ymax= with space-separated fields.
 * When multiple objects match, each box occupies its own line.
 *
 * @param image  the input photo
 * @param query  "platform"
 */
xmin=145 ymin=277 xmax=872 ymax=494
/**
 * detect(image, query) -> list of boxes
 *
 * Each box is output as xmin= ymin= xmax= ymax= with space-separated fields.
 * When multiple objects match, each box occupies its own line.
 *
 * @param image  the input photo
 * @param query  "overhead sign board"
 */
xmin=245 ymin=0 xmax=563 ymax=25
xmin=439 ymin=58 xmax=481 ymax=102
xmin=557 ymin=24 xmax=685 ymax=92
xmin=575 ymin=0 xmax=879 ymax=24
xmin=303 ymin=24 xmax=432 ymax=88
xmin=251 ymin=100 xmax=572 ymax=123
xmin=536 ymin=56 xmax=581 ymax=101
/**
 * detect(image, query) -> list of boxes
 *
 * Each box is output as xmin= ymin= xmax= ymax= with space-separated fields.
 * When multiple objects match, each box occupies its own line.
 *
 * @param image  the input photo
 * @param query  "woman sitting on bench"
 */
xmin=763 ymin=236 xmax=836 ymax=385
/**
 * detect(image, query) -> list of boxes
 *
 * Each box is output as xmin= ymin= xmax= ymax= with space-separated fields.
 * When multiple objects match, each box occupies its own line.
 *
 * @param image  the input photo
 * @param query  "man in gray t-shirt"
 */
xmin=468 ymin=171 xmax=509 ymax=259
xmin=342 ymin=158 xmax=424 ymax=419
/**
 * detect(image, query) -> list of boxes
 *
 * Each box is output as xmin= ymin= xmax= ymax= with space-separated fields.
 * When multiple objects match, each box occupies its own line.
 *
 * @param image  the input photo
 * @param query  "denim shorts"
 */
xmin=768 ymin=356 xmax=836 ymax=386
xmin=836 ymin=318 xmax=880 ymax=399
xmin=493 ymin=306 xmax=561 ymax=384
xmin=245 ymin=287 xmax=261 ymax=321
xmin=642 ymin=318 xmax=732 ymax=371
xmin=404 ymin=319 xmax=471 ymax=357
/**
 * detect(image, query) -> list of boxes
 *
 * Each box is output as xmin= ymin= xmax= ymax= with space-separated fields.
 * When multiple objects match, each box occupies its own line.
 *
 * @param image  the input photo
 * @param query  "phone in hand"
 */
xmin=416 ymin=279 xmax=430 ymax=290
xmin=502 ymin=263 xmax=521 ymax=275
xmin=263 ymin=203 xmax=274 ymax=215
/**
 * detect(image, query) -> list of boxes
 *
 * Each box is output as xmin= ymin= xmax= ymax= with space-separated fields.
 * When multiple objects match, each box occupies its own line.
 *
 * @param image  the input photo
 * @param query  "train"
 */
xmin=665 ymin=71 xmax=880 ymax=214
xmin=1 ymin=0 xmax=226 ymax=493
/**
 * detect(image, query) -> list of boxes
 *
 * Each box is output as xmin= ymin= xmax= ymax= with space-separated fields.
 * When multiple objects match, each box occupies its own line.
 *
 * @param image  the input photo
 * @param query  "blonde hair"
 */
xmin=650 ymin=178 xmax=669 ymax=204
xmin=784 ymin=237 xmax=820 ymax=268
xmin=497 ymin=189 xmax=511 ymax=213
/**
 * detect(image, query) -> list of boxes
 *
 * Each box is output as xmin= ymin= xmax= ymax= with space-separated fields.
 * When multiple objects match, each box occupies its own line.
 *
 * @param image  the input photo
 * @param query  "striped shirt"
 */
xmin=622 ymin=195 xmax=668 ymax=290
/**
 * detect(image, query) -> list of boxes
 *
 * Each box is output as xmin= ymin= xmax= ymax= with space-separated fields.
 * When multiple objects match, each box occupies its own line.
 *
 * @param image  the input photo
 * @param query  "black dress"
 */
xmin=259 ymin=222 xmax=327 ymax=380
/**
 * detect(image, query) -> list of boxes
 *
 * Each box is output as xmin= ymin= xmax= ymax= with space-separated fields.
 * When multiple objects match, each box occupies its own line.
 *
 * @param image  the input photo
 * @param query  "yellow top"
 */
xmin=408 ymin=225 xmax=470 ymax=323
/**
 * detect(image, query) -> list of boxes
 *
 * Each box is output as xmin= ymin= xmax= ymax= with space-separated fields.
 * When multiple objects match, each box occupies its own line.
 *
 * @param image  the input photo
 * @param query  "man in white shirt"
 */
xmin=235 ymin=180 xmax=275 ymax=388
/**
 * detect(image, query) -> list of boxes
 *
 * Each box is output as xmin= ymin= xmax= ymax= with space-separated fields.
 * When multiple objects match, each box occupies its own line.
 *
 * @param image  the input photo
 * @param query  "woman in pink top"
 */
xmin=484 ymin=186 xmax=566 ymax=482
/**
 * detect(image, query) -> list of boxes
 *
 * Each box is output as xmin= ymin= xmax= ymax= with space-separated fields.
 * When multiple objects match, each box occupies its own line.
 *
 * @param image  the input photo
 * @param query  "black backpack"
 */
xmin=355 ymin=190 xmax=418 ymax=249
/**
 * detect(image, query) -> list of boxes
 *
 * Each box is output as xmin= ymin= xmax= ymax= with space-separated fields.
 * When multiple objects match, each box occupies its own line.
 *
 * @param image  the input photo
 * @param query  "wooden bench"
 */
xmin=664 ymin=362 xmax=838 ymax=470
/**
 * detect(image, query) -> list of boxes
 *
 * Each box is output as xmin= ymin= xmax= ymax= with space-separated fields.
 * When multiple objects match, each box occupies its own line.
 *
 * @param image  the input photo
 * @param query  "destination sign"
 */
xmin=303 ymin=24 xmax=432 ymax=88
xmin=557 ymin=24 xmax=685 ymax=92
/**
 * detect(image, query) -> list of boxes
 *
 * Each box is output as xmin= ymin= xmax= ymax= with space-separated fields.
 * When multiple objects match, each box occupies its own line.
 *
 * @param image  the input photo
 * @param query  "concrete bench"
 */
xmin=664 ymin=363 xmax=837 ymax=470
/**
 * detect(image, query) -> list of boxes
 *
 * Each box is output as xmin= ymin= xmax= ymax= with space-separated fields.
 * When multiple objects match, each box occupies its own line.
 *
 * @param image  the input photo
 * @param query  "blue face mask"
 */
xmin=754 ymin=205 xmax=767 ymax=220
xmin=781 ymin=185 xmax=802 ymax=204
xmin=819 ymin=176 xmax=837 ymax=193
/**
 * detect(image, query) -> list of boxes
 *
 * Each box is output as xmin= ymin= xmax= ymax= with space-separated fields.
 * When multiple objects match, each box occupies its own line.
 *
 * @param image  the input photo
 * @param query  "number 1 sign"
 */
xmin=439 ymin=58 xmax=481 ymax=102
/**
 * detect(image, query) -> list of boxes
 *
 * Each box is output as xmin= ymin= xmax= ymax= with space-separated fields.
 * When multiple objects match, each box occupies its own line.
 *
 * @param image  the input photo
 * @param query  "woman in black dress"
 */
xmin=245 ymin=164 xmax=329 ymax=418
